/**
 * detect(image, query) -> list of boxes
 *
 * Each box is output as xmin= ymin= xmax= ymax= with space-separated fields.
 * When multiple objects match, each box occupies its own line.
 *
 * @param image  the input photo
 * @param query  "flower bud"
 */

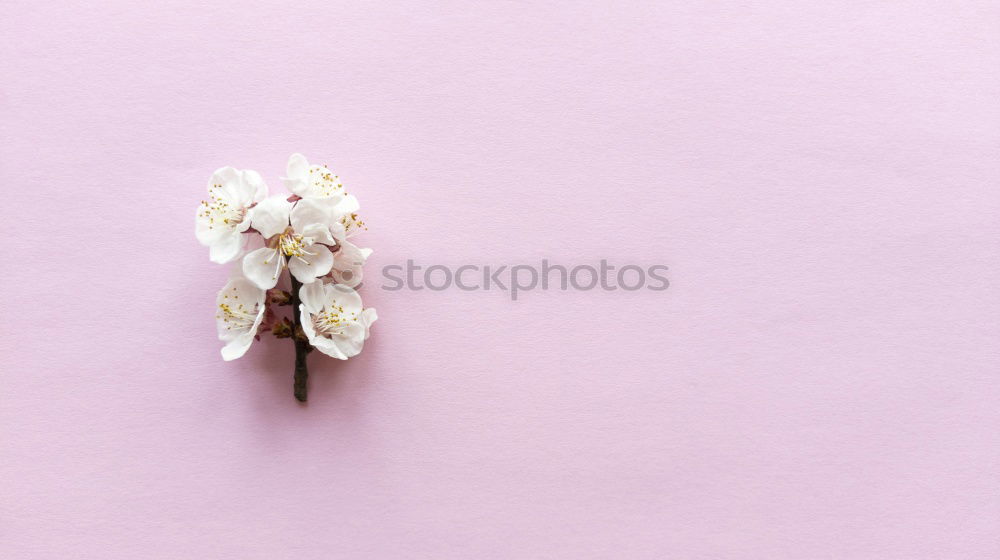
xmin=267 ymin=289 xmax=292 ymax=306
xmin=271 ymin=317 xmax=294 ymax=339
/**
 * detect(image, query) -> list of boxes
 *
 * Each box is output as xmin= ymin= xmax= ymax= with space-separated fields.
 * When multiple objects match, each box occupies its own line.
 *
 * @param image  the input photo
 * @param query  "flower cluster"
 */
xmin=196 ymin=154 xmax=377 ymax=400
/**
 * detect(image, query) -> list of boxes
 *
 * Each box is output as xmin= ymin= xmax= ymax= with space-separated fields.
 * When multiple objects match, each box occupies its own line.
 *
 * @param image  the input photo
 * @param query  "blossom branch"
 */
xmin=199 ymin=153 xmax=377 ymax=403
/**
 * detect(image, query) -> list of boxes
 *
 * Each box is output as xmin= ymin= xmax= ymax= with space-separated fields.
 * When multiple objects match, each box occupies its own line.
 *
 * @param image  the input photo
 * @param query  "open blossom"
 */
xmin=325 ymin=195 xmax=372 ymax=287
xmin=328 ymin=242 xmax=373 ymax=287
xmin=216 ymin=275 xmax=267 ymax=361
xmin=242 ymin=196 xmax=337 ymax=289
xmin=281 ymin=153 xmax=346 ymax=201
xmin=196 ymin=167 xmax=268 ymax=264
xmin=299 ymin=282 xmax=377 ymax=359
xmin=328 ymin=193 xmax=367 ymax=239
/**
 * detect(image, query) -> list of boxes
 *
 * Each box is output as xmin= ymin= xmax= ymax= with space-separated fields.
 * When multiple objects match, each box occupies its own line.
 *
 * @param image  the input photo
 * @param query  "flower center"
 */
xmin=278 ymin=229 xmax=307 ymax=257
xmin=340 ymin=212 xmax=366 ymax=235
xmin=199 ymin=185 xmax=247 ymax=230
xmin=217 ymin=300 xmax=258 ymax=332
xmin=311 ymin=303 xmax=359 ymax=338
xmin=308 ymin=166 xmax=344 ymax=197
xmin=275 ymin=227 xmax=320 ymax=265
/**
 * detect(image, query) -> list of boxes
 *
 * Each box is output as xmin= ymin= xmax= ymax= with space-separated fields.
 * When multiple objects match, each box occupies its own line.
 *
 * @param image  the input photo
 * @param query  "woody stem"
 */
xmin=290 ymin=276 xmax=310 ymax=402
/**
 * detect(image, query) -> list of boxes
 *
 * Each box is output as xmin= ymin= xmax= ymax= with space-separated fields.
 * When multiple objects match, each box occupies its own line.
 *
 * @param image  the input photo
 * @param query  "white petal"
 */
xmin=210 ymin=166 xmax=240 ymax=182
xmin=323 ymin=283 xmax=364 ymax=316
xmin=231 ymin=275 xmax=267 ymax=307
xmin=281 ymin=178 xmax=307 ymax=197
xmin=221 ymin=333 xmax=254 ymax=361
xmin=298 ymin=281 xmax=326 ymax=314
xmin=313 ymin=336 xmax=350 ymax=360
xmin=208 ymin=167 xmax=241 ymax=202
xmin=281 ymin=154 xmax=310 ymax=196
xmin=299 ymin=304 xmax=321 ymax=344
xmin=216 ymin=303 xmax=240 ymax=342
xmin=208 ymin=231 xmax=245 ymax=264
xmin=302 ymin=223 xmax=336 ymax=247
xmin=332 ymin=194 xmax=360 ymax=216
xmin=290 ymin=198 xmax=332 ymax=233
xmin=329 ymin=266 xmax=363 ymax=288
xmin=286 ymin=153 xmax=309 ymax=180
xmin=328 ymin=221 xmax=347 ymax=241
xmin=334 ymin=322 xmax=366 ymax=358
xmin=195 ymin=205 xmax=225 ymax=245
xmin=287 ymin=244 xmax=333 ymax=283
xmin=227 ymin=169 xmax=259 ymax=206
xmin=235 ymin=214 xmax=253 ymax=234
xmin=240 ymin=169 xmax=269 ymax=203
xmin=332 ymin=240 xmax=368 ymax=269
xmin=361 ymin=308 xmax=377 ymax=339
xmin=242 ymin=247 xmax=285 ymax=289
xmin=250 ymin=196 xmax=291 ymax=238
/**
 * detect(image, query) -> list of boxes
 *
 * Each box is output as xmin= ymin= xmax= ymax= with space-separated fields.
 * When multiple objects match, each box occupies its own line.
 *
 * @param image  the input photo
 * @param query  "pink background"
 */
xmin=2 ymin=2 xmax=999 ymax=558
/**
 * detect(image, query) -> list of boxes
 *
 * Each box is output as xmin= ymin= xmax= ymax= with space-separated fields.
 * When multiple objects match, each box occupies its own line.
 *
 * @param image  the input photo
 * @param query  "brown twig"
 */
xmin=290 ymin=276 xmax=311 ymax=402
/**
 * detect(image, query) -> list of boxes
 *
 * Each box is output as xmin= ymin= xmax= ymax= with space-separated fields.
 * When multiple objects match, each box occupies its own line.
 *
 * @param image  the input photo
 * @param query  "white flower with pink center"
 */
xmin=241 ymin=196 xmax=337 ymax=290
xmin=299 ymin=282 xmax=377 ymax=359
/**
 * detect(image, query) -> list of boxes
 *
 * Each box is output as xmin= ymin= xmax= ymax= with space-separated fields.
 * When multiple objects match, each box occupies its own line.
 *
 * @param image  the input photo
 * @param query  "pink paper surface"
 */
xmin=2 ymin=2 xmax=999 ymax=558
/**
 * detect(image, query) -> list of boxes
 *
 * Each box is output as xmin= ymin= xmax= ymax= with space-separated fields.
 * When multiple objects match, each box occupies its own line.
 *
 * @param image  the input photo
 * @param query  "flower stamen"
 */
xmin=310 ymin=301 xmax=360 ymax=338
xmin=198 ymin=184 xmax=248 ymax=230
xmin=278 ymin=228 xmax=307 ymax=258
xmin=308 ymin=166 xmax=344 ymax=197
xmin=217 ymin=298 xmax=259 ymax=331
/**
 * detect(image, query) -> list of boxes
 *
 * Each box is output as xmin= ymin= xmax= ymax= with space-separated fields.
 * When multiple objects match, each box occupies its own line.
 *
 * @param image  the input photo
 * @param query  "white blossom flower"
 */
xmin=216 ymin=275 xmax=267 ymax=360
xmin=327 ymin=242 xmax=373 ymax=288
xmin=324 ymin=194 xmax=372 ymax=287
xmin=196 ymin=167 xmax=268 ymax=263
xmin=328 ymin=194 xmax=367 ymax=239
xmin=281 ymin=153 xmax=347 ymax=200
xmin=299 ymin=282 xmax=377 ymax=359
xmin=242 ymin=196 xmax=336 ymax=289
